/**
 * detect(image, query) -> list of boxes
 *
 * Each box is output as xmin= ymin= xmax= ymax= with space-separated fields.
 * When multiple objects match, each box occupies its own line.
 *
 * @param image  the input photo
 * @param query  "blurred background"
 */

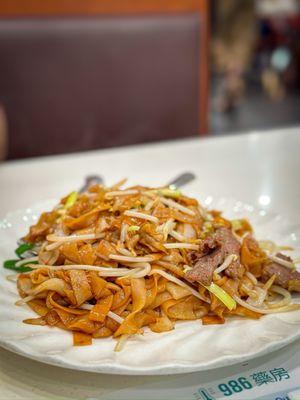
xmin=211 ymin=0 xmax=300 ymax=134
xmin=0 ymin=0 xmax=299 ymax=160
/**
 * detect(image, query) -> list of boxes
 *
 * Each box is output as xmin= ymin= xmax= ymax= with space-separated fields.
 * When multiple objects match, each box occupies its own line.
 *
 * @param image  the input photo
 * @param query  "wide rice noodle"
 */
xmin=11 ymin=181 xmax=299 ymax=351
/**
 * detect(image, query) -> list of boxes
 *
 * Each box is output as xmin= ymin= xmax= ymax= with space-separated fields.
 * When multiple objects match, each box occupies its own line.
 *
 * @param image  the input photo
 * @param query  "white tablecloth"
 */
xmin=0 ymin=126 xmax=300 ymax=399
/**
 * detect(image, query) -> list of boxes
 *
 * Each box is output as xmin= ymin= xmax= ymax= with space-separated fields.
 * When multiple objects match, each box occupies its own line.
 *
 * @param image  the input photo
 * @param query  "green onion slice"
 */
xmin=65 ymin=191 xmax=78 ymax=209
xmin=3 ymin=259 xmax=35 ymax=273
xmin=158 ymin=188 xmax=182 ymax=199
xmin=128 ymin=225 xmax=140 ymax=232
xmin=15 ymin=243 xmax=34 ymax=258
xmin=205 ymin=282 xmax=236 ymax=311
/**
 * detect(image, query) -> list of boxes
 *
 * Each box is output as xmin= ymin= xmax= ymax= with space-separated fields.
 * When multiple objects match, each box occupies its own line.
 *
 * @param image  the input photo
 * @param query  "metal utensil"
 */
xmin=167 ymin=172 xmax=196 ymax=190
xmin=17 ymin=173 xmax=195 ymax=254
xmin=79 ymin=175 xmax=103 ymax=193
xmin=17 ymin=175 xmax=103 ymax=252
xmin=79 ymin=173 xmax=195 ymax=192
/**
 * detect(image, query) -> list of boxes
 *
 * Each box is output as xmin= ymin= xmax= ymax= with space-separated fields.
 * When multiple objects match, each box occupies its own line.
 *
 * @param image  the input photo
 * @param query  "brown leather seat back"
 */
xmin=0 ymin=15 xmax=201 ymax=159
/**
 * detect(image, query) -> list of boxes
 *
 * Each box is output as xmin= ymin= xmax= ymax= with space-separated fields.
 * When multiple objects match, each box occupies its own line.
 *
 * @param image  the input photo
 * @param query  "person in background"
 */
xmin=0 ymin=105 xmax=7 ymax=160
xmin=212 ymin=0 xmax=256 ymax=112
xmin=212 ymin=0 xmax=300 ymax=113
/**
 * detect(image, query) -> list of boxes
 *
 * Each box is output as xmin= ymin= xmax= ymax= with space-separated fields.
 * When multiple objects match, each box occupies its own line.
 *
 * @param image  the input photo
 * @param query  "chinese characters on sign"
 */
xmin=251 ymin=368 xmax=290 ymax=386
xmin=194 ymin=367 xmax=290 ymax=399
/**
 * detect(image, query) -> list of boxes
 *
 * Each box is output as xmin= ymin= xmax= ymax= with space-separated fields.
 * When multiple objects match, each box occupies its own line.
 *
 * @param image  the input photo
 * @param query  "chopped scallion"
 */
xmin=65 ymin=191 xmax=78 ymax=209
xmin=128 ymin=225 xmax=140 ymax=232
xmin=3 ymin=259 xmax=35 ymax=273
xmin=205 ymin=282 xmax=236 ymax=311
xmin=15 ymin=243 xmax=34 ymax=258
xmin=231 ymin=219 xmax=243 ymax=231
xmin=158 ymin=188 xmax=182 ymax=199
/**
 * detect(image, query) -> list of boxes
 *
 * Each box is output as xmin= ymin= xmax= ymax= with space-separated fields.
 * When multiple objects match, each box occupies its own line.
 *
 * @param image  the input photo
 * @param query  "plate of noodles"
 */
xmin=0 ymin=180 xmax=300 ymax=375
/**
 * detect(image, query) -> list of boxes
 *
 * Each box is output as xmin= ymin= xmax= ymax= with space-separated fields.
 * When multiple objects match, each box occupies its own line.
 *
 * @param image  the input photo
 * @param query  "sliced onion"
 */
xmin=240 ymin=284 xmax=258 ymax=299
xmin=233 ymin=295 xmax=300 ymax=314
xmin=162 ymin=219 xmax=175 ymax=241
xmin=268 ymin=254 xmax=296 ymax=270
xmin=117 ymin=247 xmax=134 ymax=257
xmin=120 ymin=223 xmax=128 ymax=243
xmin=38 ymin=244 xmax=59 ymax=266
xmin=124 ymin=210 xmax=159 ymax=224
xmin=144 ymin=199 xmax=154 ymax=211
xmin=118 ymin=263 xmax=151 ymax=279
xmin=47 ymin=233 xmax=104 ymax=243
xmin=214 ymin=254 xmax=237 ymax=275
xmin=169 ymin=230 xmax=186 ymax=242
xmin=145 ymin=197 xmax=159 ymax=211
xmin=246 ymin=286 xmax=267 ymax=307
xmin=29 ymin=263 xmax=115 ymax=271
xmin=245 ymin=271 xmax=257 ymax=285
xmin=46 ymin=233 xmax=104 ymax=250
xmin=163 ymin=243 xmax=199 ymax=250
xmin=263 ymin=274 xmax=276 ymax=291
xmin=99 ymin=267 xmax=142 ymax=277
xmin=109 ymin=254 xmax=155 ymax=263
xmin=159 ymin=197 xmax=195 ymax=216
xmin=28 ymin=263 xmax=143 ymax=277
xmin=267 ymin=285 xmax=292 ymax=309
xmin=105 ymin=190 xmax=139 ymax=197
xmin=15 ymin=257 xmax=38 ymax=267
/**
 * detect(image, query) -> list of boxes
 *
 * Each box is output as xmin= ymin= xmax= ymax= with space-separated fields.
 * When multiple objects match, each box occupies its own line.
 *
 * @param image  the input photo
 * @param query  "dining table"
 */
xmin=0 ymin=125 xmax=300 ymax=400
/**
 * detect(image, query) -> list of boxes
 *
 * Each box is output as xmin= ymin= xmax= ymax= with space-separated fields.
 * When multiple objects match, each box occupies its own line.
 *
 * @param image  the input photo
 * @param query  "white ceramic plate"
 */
xmin=0 ymin=197 xmax=300 ymax=375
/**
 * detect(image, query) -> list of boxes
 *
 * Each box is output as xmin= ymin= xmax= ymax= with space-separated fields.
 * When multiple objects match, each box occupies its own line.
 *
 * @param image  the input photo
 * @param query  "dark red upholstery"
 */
xmin=0 ymin=14 xmax=202 ymax=159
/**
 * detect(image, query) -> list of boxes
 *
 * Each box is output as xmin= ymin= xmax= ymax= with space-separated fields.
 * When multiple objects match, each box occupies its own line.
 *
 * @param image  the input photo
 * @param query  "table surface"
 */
xmin=0 ymin=126 xmax=300 ymax=399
